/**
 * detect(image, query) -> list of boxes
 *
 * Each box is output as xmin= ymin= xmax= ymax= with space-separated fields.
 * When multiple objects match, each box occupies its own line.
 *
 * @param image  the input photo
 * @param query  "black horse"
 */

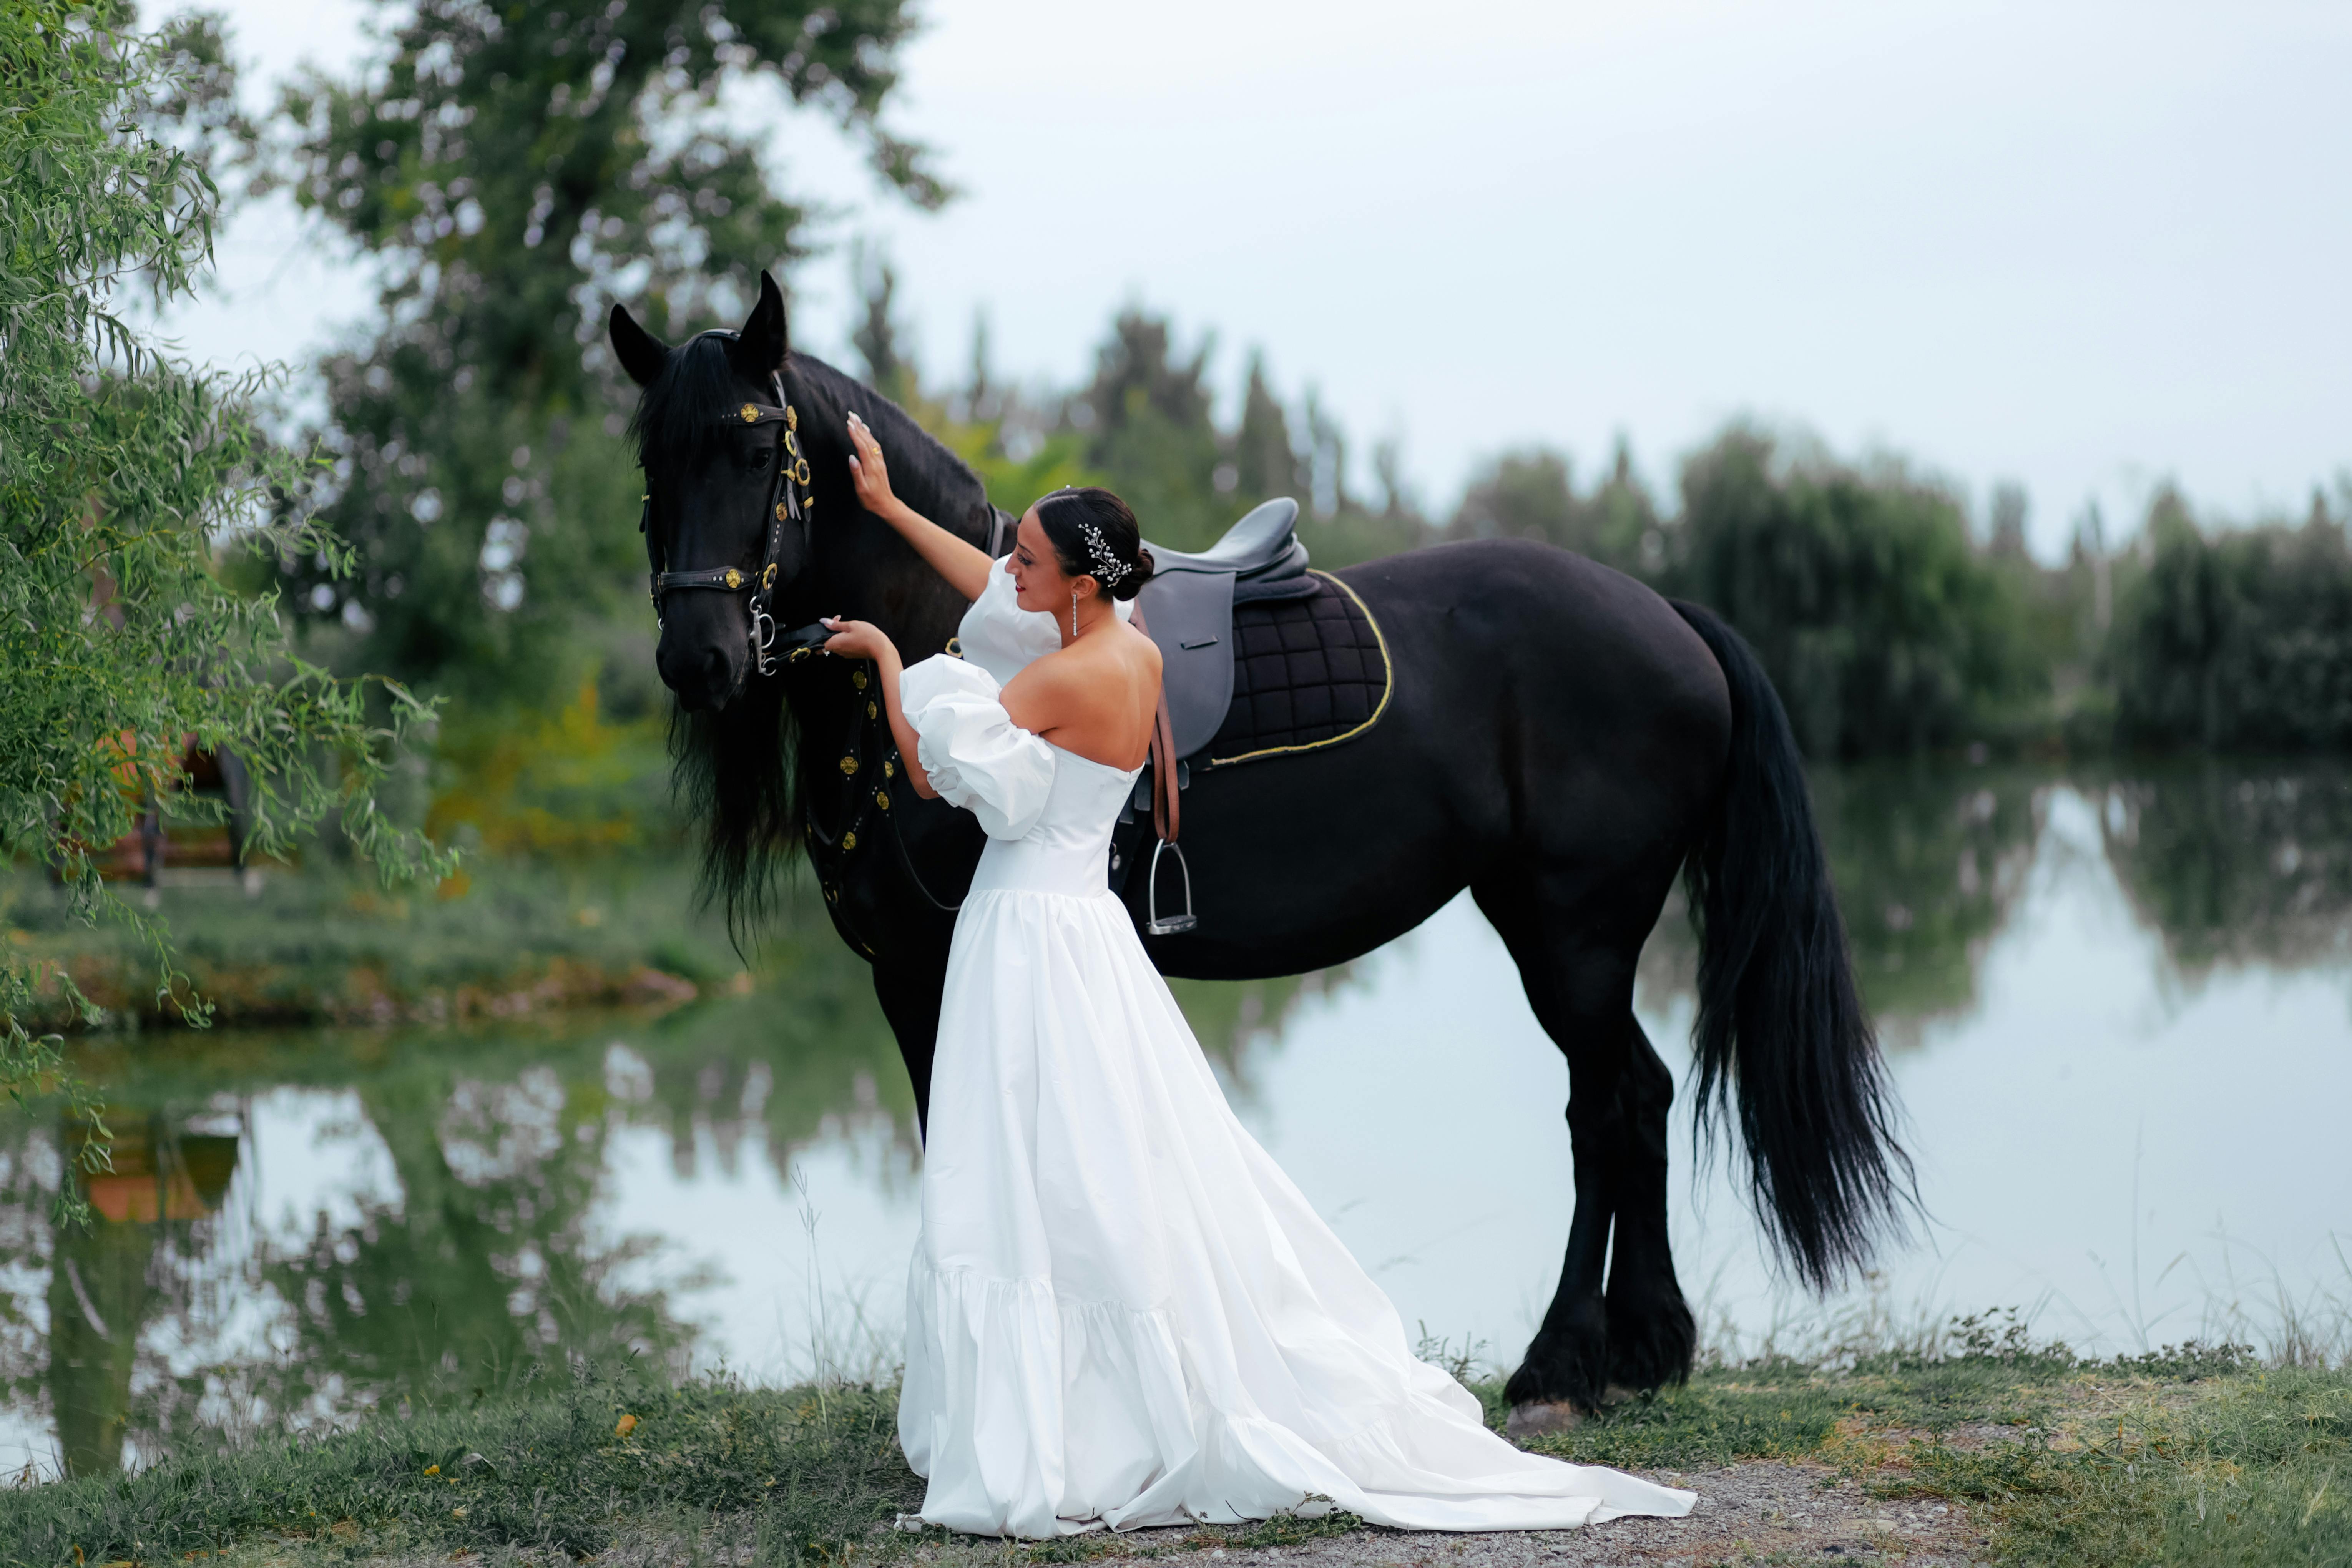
xmin=609 ymin=274 xmax=1908 ymax=1422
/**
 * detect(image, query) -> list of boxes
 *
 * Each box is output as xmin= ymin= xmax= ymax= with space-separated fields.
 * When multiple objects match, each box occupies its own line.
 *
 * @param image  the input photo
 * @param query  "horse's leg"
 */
xmin=870 ymin=950 xmax=946 ymax=1140
xmin=1476 ymin=873 xmax=1691 ymax=1427
xmin=1603 ymin=1017 xmax=1696 ymax=1395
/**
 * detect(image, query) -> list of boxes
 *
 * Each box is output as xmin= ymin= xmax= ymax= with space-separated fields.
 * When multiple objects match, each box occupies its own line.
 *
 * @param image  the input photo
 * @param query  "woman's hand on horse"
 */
xmin=847 ymin=412 xmax=899 ymax=516
xmin=821 ymin=616 xmax=897 ymax=664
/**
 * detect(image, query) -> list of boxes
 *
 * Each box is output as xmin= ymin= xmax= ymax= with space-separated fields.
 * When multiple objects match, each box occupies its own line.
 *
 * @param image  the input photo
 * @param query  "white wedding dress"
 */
xmin=894 ymin=566 xmax=1694 ymax=1538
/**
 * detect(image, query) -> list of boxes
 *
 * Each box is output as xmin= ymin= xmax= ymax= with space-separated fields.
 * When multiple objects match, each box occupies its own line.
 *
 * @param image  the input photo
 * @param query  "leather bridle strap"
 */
xmin=639 ymin=330 xmax=811 ymax=676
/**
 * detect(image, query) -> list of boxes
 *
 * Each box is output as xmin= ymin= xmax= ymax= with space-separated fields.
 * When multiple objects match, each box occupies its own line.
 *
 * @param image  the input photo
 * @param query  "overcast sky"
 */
xmin=167 ymin=0 xmax=2350 ymax=560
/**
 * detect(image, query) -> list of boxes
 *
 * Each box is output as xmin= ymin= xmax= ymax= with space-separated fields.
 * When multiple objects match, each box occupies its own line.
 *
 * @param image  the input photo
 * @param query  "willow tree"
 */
xmin=0 ymin=3 xmax=447 ymax=1179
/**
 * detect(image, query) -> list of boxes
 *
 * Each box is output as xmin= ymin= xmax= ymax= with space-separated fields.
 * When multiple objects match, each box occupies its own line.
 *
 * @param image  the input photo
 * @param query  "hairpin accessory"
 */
xmin=1078 ymin=517 xmax=1130 ymax=586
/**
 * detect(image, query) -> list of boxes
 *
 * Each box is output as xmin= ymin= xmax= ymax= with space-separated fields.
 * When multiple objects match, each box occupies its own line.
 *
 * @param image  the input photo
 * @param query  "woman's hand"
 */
xmin=847 ymin=412 xmax=900 ymax=518
xmin=844 ymin=409 xmax=994 ymax=602
xmin=822 ymin=615 xmax=938 ymax=799
xmin=820 ymin=615 xmax=897 ymax=664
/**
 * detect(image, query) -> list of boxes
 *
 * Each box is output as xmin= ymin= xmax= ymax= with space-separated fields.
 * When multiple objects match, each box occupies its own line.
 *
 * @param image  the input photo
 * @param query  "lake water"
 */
xmin=5 ymin=761 xmax=2347 ymax=1476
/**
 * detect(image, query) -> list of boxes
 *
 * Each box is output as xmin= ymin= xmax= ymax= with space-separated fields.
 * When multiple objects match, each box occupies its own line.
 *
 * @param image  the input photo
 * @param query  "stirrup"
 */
xmin=1145 ymin=839 xmax=1198 ymax=935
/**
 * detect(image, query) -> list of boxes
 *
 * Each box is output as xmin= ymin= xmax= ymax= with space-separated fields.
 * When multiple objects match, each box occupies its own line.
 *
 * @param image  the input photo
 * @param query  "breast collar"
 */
xmin=639 ymin=328 xmax=814 ymax=676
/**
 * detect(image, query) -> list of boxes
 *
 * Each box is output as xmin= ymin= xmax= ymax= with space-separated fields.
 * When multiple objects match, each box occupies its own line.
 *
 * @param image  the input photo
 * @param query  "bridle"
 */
xmin=639 ymin=329 xmax=824 ymax=677
xmin=637 ymin=334 xmax=978 ymax=937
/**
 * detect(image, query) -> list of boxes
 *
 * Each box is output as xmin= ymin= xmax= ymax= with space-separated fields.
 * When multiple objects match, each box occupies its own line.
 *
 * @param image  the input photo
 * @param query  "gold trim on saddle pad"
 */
xmin=1205 ymin=569 xmax=1394 ymax=768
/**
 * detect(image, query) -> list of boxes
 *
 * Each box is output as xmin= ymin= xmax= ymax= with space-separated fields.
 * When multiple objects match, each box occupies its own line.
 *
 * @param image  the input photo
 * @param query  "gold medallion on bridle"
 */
xmin=723 ymin=568 xmax=742 ymax=589
xmin=841 ymin=831 xmax=857 ymax=851
xmin=740 ymin=404 xmax=759 ymax=424
xmin=774 ymin=502 xmax=788 ymax=522
xmin=785 ymin=405 xmax=798 ymax=430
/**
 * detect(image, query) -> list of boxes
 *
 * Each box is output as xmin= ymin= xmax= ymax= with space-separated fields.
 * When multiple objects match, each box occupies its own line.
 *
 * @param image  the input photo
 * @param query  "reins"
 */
xmin=800 ymin=662 xmax=972 ymax=923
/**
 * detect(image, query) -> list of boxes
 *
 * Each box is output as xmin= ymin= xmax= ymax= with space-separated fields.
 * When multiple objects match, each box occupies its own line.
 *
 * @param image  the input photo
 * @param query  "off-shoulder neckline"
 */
xmin=1043 ymin=738 xmax=1146 ymax=778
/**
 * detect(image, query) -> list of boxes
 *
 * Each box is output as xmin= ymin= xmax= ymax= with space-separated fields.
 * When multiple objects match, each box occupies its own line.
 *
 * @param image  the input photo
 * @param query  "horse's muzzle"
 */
xmin=659 ymin=635 xmax=745 ymax=712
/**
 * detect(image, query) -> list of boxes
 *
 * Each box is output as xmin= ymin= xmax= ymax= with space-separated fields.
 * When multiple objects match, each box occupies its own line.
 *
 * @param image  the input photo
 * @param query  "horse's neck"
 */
xmin=781 ymin=505 xmax=978 ymax=759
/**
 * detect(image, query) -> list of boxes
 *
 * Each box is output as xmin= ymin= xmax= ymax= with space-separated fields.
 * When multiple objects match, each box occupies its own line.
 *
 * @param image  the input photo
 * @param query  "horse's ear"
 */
xmin=609 ymin=303 xmax=668 ymax=387
xmin=738 ymin=270 xmax=789 ymax=376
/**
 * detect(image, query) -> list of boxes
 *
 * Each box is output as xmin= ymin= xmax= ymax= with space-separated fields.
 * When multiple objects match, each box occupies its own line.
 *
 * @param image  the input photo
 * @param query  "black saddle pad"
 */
xmin=1201 ymin=571 xmax=1391 ymax=767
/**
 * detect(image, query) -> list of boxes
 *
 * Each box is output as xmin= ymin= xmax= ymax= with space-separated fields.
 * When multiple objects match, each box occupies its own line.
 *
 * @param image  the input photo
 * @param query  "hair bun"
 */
xmin=1113 ymin=546 xmax=1154 ymax=602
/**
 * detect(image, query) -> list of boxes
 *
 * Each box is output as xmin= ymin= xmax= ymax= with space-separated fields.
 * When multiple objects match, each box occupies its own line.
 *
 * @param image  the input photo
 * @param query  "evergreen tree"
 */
xmin=850 ymin=240 xmax=913 ymax=403
xmin=1074 ymin=311 xmax=1228 ymax=551
xmin=1233 ymin=353 xmax=1299 ymax=504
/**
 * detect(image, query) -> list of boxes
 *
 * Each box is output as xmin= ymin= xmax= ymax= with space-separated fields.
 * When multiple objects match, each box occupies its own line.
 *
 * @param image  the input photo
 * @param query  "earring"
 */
xmin=1070 ymin=587 xmax=1079 ymax=639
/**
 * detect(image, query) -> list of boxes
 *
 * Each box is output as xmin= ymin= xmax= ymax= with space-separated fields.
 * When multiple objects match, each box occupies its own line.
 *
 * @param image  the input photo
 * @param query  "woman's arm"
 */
xmin=818 ymin=617 xmax=938 ymax=798
xmin=846 ymin=412 xmax=994 ymax=603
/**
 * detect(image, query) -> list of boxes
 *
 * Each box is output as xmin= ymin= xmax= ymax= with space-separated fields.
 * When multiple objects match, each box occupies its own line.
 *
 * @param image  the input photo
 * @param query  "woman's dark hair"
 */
xmin=1033 ymin=487 xmax=1155 ymax=601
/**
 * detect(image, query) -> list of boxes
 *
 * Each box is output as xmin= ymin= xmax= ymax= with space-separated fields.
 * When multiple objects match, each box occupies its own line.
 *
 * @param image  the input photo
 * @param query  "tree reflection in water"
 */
xmin=1638 ymin=764 xmax=2046 ymax=1045
xmin=0 ymin=760 xmax=2345 ymax=1472
xmin=2099 ymin=762 xmax=2352 ymax=980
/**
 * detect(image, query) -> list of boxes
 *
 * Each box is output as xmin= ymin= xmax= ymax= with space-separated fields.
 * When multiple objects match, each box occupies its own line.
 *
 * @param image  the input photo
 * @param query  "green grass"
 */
xmin=1886 ymin=1366 xmax=2352 ymax=1566
xmin=2 ymin=853 xmax=770 ymax=1028
xmin=1496 ymin=1329 xmax=2352 ymax=1567
xmin=0 ymin=1360 xmax=919 ymax=1563
xmin=0 ymin=1329 xmax=2343 ymax=1567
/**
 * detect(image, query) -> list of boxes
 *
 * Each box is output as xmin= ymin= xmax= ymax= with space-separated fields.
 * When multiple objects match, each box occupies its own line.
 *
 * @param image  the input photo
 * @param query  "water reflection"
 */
xmin=2100 ymin=762 xmax=2352 ymax=979
xmin=3 ymin=761 xmax=2346 ymax=1473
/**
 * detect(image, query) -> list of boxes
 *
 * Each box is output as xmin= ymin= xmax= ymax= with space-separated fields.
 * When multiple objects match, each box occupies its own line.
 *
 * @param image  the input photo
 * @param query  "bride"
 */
xmin=818 ymin=412 xmax=1694 ymax=1540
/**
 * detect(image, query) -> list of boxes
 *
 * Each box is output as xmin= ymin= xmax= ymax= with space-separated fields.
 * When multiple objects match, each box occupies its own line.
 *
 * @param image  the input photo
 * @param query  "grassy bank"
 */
xmin=1 ymin=855 xmax=762 ymax=1028
xmin=3 ymin=1330 xmax=2342 ymax=1566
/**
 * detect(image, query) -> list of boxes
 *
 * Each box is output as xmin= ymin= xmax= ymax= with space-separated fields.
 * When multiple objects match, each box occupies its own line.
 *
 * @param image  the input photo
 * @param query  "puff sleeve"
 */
xmin=955 ymin=559 xmax=1137 ymax=687
xmin=900 ymin=655 xmax=1057 ymax=841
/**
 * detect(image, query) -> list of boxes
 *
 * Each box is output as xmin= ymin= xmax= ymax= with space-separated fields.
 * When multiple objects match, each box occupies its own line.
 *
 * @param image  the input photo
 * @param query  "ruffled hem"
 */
xmin=897 ymin=1254 xmax=1696 ymax=1538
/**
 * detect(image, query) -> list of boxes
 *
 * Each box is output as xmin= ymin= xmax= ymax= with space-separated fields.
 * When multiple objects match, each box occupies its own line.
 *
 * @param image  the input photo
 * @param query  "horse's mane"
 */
xmin=627 ymin=332 xmax=745 ymax=479
xmin=647 ymin=344 xmax=993 ymax=948
xmin=780 ymin=353 xmax=996 ymax=540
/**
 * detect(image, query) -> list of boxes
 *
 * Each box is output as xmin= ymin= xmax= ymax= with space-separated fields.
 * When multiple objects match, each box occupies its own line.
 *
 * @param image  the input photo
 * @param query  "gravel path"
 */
xmin=882 ymin=1462 xmax=1991 ymax=1568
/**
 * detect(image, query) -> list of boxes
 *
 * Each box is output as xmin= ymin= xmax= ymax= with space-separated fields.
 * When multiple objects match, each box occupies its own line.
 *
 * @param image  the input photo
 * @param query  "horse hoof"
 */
xmin=1505 ymin=1400 xmax=1582 ymax=1439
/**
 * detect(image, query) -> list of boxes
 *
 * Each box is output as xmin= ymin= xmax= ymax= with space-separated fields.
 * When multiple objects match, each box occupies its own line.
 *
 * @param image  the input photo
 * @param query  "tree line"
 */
xmin=160 ymin=0 xmax=2340 ymax=775
xmin=860 ymin=286 xmax=2352 ymax=762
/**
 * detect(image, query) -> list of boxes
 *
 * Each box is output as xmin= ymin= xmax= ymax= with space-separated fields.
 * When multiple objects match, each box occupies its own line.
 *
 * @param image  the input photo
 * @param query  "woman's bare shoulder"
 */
xmin=1120 ymin=617 xmax=1163 ymax=675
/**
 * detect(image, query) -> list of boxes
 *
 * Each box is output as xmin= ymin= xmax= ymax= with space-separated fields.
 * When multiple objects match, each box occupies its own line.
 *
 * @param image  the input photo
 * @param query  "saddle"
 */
xmin=1105 ymin=500 xmax=1391 ymax=932
xmin=1133 ymin=498 xmax=1317 ymax=761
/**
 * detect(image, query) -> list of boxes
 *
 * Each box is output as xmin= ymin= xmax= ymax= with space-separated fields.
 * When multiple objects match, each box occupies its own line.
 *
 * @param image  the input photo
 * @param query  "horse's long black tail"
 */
xmin=1670 ymin=599 xmax=1913 ymax=1291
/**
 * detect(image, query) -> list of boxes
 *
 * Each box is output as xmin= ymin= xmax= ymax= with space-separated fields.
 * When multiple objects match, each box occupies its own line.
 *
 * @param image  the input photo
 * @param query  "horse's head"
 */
xmin=610 ymin=272 xmax=810 ymax=711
